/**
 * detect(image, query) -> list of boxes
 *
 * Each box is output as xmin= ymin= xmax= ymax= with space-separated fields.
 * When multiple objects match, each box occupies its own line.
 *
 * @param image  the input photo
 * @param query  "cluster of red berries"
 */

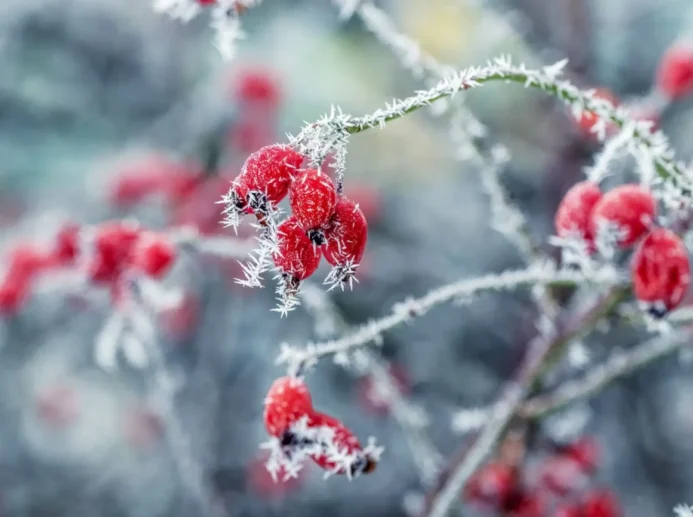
xmin=263 ymin=376 xmax=378 ymax=478
xmin=0 ymin=224 xmax=80 ymax=315
xmin=555 ymin=181 xmax=690 ymax=318
xmin=465 ymin=437 xmax=620 ymax=517
xmin=0 ymin=221 xmax=178 ymax=316
xmin=226 ymin=144 xmax=369 ymax=289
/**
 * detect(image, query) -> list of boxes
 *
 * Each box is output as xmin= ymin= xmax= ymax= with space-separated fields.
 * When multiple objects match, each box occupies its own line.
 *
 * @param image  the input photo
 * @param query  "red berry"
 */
xmin=88 ymin=222 xmax=140 ymax=283
xmin=7 ymin=244 xmax=52 ymax=283
xmin=590 ymin=184 xmax=656 ymax=250
xmin=263 ymin=376 xmax=313 ymax=438
xmin=232 ymin=68 xmax=281 ymax=107
xmin=464 ymin=463 xmax=518 ymax=506
xmin=0 ymin=277 xmax=28 ymax=316
xmin=632 ymin=228 xmax=690 ymax=317
xmin=289 ymin=169 xmax=338 ymax=240
xmin=505 ymin=492 xmax=545 ymax=517
xmin=240 ymin=144 xmax=304 ymax=210
xmin=324 ymin=197 xmax=368 ymax=268
xmin=582 ymin=489 xmax=621 ymax=517
xmin=576 ymin=88 xmax=619 ymax=137
xmin=563 ymin=437 xmax=600 ymax=473
xmin=555 ymin=504 xmax=583 ymax=517
xmin=53 ymin=224 xmax=80 ymax=265
xmin=129 ymin=232 xmax=176 ymax=278
xmin=555 ymin=181 xmax=602 ymax=249
xmin=273 ymin=217 xmax=322 ymax=281
xmin=656 ymin=44 xmax=693 ymax=100
xmin=306 ymin=411 xmax=377 ymax=476
xmin=539 ymin=455 xmax=585 ymax=495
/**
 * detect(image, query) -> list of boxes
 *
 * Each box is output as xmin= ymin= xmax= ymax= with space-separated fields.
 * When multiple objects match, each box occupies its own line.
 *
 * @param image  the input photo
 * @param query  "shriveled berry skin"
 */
xmin=324 ymin=197 xmax=368 ymax=267
xmin=582 ymin=489 xmax=621 ymax=517
xmin=555 ymin=181 xmax=602 ymax=248
xmin=129 ymin=233 xmax=176 ymax=278
xmin=306 ymin=411 xmax=375 ymax=475
xmin=657 ymin=44 xmax=693 ymax=100
xmin=241 ymin=145 xmax=304 ymax=206
xmin=263 ymin=376 xmax=313 ymax=438
xmin=632 ymin=228 xmax=690 ymax=316
xmin=590 ymin=184 xmax=656 ymax=249
xmin=273 ymin=218 xmax=322 ymax=281
xmin=290 ymin=169 xmax=338 ymax=233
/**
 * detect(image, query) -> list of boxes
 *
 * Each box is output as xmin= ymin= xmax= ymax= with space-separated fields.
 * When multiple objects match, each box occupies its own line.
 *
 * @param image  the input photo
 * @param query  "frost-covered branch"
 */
xmin=520 ymin=328 xmax=693 ymax=419
xmin=423 ymin=287 xmax=626 ymax=517
xmin=675 ymin=504 xmax=693 ymax=517
xmin=299 ymin=283 xmax=442 ymax=485
xmin=292 ymin=56 xmax=691 ymax=192
xmin=278 ymin=264 xmax=621 ymax=373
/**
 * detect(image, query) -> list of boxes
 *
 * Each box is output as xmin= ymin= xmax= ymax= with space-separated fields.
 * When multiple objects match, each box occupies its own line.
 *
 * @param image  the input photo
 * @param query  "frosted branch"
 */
xmin=278 ymin=265 xmax=621 ymax=372
xmin=675 ymin=505 xmax=693 ymax=517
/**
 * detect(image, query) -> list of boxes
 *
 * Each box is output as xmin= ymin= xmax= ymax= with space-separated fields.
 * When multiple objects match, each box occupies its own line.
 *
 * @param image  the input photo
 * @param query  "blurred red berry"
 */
xmin=273 ymin=217 xmax=322 ymax=282
xmin=306 ymin=411 xmax=377 ymax=476
xmin=575 ymin=88 xmax=619 ymax=138
xmin=632 ymin=228 xmax=690 ymax=317
xmin=323 ymin=197 xmax=368 ymax=270
xmin=563 ymin=437 xmax=600 ymax=474
xmin=582 ymin=489 xmax=621 ymax=517
xmin=263 ymin=376 xmax=313 ymax=438
xmin=464 ymin=463 xmax=518 ymax=507
xmin=554 ymin=181 xmax=602 ymax=251
xmin=590 ymin=184 xmax=656 ymax=250
xmin=0 ymin=277 xmax=28 ymax=316
xmin=129 ymin=233 xmax=176 ymax=278
xmin=233 ymin=68 xmax=281 ymax=107
xmin=656 ymin=44 xmax=693 ymax=100
xmin=357 ymin=364 xmax=409 ymax=416
xmin=505 ymin=491 xmax=545 ymax=517
xmin=52 ymin=223 xmax=80 ymax=266
xmin=290 ymin=169 xmax=337 ymax=242
xmin=88 ymin=222 xmax=141 ymax=283
xmin=174 ymin=175 xmax=236 ymax=235
xmin=342 ymin=184 xmax=382 ymax=223
xmin=229 ymin=120 xmax=275 ymax=155
xmin=246 ymin=452 xmax=303 ymax=499
xmin=35 ymin=383 xmax=79 ymax=429
xmin=241 ymin=144 xmax=304 ymax=210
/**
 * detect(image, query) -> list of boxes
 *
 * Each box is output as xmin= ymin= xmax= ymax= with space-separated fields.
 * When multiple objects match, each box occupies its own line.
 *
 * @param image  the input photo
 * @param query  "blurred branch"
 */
xmin=422 ymin=287 xmax=626 ymax=517
xmin=278 ymin=265 xmax=620 ymax=372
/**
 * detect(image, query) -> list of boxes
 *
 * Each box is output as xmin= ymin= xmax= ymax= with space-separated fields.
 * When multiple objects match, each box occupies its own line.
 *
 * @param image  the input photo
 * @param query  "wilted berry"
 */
xmin=289 ymin=169 xmax=338 ymax=243
xmin=129 ymin=232 xmax=176 ymax=278
xmin=590 ymin=184 xmax=656 ymax=251
xmin=656 ymin=44 xmax=693 ymax=100
xmin=632 ymin=228 xmax=690 ymax=317
xmin=273 ymin=217 xmax=322 ymax=282
xmin=263 ymin=376 xmax=313 ymax=438
xmin=554 ymin=181 xmax=602 ymax=251
xmin=324 ymin=197 xmax=368 ymax=269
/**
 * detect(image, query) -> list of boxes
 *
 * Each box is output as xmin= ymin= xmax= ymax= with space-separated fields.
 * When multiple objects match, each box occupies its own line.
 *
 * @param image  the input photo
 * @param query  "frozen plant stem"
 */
xmin=278 ymin=266 xmax=620 ymax=372
xmin=520 ymin=327 xmax=693 ymax=418
xmin=423 ymin=287 xmax=626 ymax=517
xmin=129 ymin=281 xmax=227 ymax=517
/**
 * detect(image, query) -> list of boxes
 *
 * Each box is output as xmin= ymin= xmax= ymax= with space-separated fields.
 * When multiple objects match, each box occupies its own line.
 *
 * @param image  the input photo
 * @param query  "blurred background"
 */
xmin=0 ymin=0 xmax=693 ymax=516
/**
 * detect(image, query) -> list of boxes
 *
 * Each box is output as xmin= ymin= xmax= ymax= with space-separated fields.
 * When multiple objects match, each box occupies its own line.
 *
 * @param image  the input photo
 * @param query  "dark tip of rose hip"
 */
xmin=247 ymin=191 xmax=269 ymax=215
xmin=307 ymin=228 xmax=326 ymax=246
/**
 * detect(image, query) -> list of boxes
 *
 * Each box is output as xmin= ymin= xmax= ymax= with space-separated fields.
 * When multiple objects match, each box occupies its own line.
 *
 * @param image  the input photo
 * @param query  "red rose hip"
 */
xmin=263 ymin=376 xmax=313 ymax=438
xmin=240 ymin=144 xmax=304 ymax=212
xmin=289 ymin=169 xmax=337 ymax=243
xmin=273 ymin=217 xmax=322 ymax=282
xmin=554 ymin=181 xmax=602 ymax=251
xmin=590 ymin=184 xmax=656 ymax=251
xmin=324 ymin=197 xmax=368 ymax=268
xmin=632 ymin=228 xmax=690 ymax=317
xmin=656 ymin=44 xmax=693 ymax=100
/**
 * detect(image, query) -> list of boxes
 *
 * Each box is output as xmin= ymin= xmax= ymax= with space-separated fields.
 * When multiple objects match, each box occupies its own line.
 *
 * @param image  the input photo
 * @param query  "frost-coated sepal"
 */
xmin=323 ymin=198 xmax=368 ymax=290
xmin=632 ymin=228 xmax=691 ymax=318
xmin=289 ymin=169 xmax=338 ymax=243
xmin=591 ymin=184 xmax=657 ymax=256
